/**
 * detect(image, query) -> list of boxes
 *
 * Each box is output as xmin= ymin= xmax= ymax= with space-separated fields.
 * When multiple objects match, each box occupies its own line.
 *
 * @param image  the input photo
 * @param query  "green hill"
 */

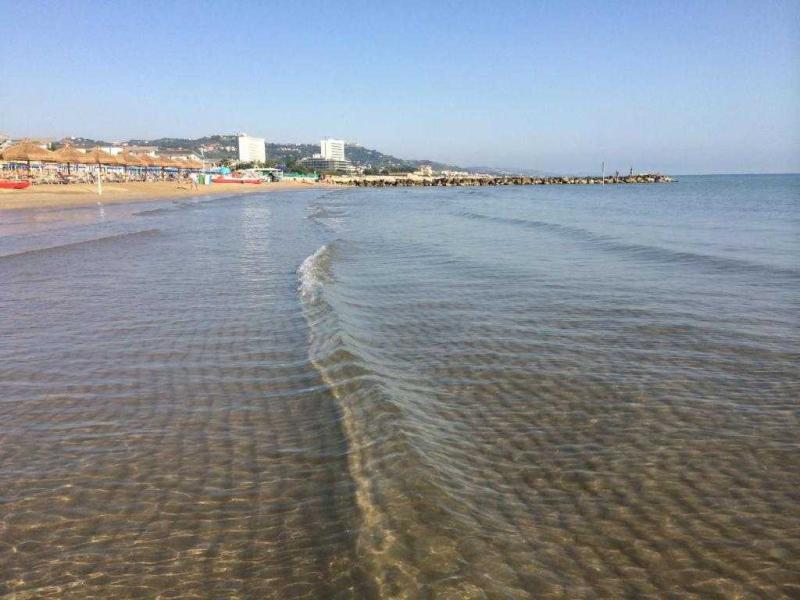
xmin=54 ymin=134 xmax=476 ymax=172
xmin=122 ymin=135 xmax=465 ymax=171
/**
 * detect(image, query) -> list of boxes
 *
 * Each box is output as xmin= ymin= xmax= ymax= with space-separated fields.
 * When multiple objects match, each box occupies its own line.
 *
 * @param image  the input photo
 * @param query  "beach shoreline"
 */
xmin=0 ymin=180 xmax=334 ymax=211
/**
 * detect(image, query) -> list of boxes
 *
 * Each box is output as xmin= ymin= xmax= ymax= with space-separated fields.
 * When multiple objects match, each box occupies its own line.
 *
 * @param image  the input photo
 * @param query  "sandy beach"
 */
xmin=0 ymin=180 xmax=332 ymax=211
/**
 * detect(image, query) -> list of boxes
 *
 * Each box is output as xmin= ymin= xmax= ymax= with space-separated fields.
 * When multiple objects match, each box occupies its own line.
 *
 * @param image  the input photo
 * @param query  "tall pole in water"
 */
xmin=601 ymin=161 xmax=605 ymax=187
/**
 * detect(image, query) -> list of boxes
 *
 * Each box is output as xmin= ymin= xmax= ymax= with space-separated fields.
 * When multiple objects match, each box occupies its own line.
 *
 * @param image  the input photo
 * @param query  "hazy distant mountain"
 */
xmin=465 ymin=166 xmax=557 ymax=177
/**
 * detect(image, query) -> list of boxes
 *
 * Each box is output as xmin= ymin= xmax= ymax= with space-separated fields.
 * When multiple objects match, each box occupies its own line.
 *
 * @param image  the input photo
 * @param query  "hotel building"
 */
xmin=237 ymin=133 xmax=266 ymax=163
xmin=299 ymin=138 xmax=355 ymax=173
xmin=320 ymin=138 xmax=346 ymax=161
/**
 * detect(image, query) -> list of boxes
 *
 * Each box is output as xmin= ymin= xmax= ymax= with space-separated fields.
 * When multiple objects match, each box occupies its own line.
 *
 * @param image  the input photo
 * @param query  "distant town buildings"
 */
xmin=298 ymin=138 xmax=355 ymax=173
xmin=95 ymin=144 xmax=202 ymax=162
xmin=320 ymin=138 xmax=346 ymax=161
xmin=237 ymin=133 xmax=266 ymax=163
xmin=124 ymin=145 xmax=158 ymax=157
xmin=299 ymin=157 xmax=356 ymax=173
xmin=199 ymin=142 xmax=235 ymax=155
xmin=159 ymin=149 xmax=203 ymax=162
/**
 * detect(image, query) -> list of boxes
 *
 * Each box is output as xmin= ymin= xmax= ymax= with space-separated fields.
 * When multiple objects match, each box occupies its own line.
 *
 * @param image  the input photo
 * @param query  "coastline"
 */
xmin=0 ymin=180 xmax=333 ymax=211
xmin=0 ymin=173 xmax=676 ymax=212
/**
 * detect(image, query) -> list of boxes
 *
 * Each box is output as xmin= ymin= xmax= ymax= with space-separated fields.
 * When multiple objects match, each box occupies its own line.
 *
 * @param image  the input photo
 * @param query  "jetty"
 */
xmin=326 ymin=173 xmax=673 ymax=187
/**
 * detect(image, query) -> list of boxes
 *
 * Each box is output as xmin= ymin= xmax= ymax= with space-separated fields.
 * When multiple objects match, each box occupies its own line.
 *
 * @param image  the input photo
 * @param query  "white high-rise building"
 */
xmin=237 ymin=133 xmax=266 ymax=163
xmin=320 ymin=138 xmax=345 ymax=161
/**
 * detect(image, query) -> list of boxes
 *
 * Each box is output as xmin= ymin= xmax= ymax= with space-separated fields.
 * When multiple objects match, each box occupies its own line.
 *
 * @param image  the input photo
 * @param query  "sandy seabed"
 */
xmin=0 ymin=180 xmax=332 ymax=210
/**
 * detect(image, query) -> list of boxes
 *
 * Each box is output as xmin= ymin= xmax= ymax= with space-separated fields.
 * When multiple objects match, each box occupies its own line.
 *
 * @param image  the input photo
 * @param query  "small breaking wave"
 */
xmin=0 ymin=228 xmax=161 ymax=261
xmin=459 ymin=211 xmax=800 ymax=278
xmin=298 ymin=243 xmax=336 ymax=304
xmin=297 ymin=242 xmax=434 ymax=596
xmin=133 ymin=207 xmax=175 ymax=216
xmin=306 ymin=203 xmax=348 ymax=233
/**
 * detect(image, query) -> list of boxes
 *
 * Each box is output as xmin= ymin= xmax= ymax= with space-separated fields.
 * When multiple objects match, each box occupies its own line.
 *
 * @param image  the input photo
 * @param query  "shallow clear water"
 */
xmin=1 ymin=176 xmax=798 ymax=598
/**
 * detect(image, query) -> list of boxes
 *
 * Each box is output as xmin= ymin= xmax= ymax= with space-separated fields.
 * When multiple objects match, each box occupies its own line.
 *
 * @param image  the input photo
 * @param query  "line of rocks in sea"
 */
xmin=327 ymin=174 xmax=673 ymax=187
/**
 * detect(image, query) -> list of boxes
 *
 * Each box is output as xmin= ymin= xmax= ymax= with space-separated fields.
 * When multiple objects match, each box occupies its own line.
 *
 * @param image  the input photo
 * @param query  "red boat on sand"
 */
xmin=0 ymin=180 xmax=31 ymax=190
xmin=212 ymin=177 xmax=262 ymax=185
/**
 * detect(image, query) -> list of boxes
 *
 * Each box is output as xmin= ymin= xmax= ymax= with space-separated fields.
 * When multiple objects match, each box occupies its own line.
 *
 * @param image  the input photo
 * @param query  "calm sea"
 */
xmin=1 ymin=175 xmax=798 ymax=598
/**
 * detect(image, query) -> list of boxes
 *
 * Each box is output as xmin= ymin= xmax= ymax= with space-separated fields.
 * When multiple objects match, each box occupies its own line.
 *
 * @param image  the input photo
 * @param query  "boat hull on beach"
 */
xmin=0 ymin=180 xmax=31 ymax=190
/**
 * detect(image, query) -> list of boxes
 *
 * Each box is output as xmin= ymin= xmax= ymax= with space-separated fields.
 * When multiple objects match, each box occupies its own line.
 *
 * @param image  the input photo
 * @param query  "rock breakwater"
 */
xmin=327 ymin=173 xmax=673 ymax=187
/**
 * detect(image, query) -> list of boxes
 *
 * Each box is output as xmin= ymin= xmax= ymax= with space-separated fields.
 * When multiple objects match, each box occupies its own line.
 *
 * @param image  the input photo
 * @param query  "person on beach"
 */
xmin=189 ymin=172 xmax=199 ymax=190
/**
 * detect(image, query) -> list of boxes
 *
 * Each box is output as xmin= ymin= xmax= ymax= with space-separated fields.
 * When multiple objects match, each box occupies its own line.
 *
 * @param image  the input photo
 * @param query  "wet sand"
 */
xmin=0 ymin=180 xmax=332 ymax=211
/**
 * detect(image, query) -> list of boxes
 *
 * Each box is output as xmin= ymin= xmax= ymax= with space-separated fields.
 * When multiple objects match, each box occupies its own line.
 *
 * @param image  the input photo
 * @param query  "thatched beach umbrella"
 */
xmin=152 ymin=155 xmax=168 ymax=178
xmin=52 ymin=144 xmax=89 ymax=174
xmin=133 ymin=153 xmax=154 ymax=166
xmin=121 ymin=150 xmax=145 ymax=168
xmin=120 ymin=151 xmax=146 ymax=177
xmin=85 ymin=147 xmax=122 ymax=166
xmin=1 ymin=140 xmax=56 ymax=172
xmin=83 ymin=148 xmax=123 ymax=188
xmin=158 ymin=156 xmax=179 ymax=178
xmin=134 ymin=154 xmax=158 ymax=177
xmin=117 ymin=150 xmax=134 ymax=179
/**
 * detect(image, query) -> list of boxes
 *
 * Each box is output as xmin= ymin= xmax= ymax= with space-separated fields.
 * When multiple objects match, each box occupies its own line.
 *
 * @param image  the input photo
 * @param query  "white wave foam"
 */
xmin=297 ymin=243 xmax=333 ymax=304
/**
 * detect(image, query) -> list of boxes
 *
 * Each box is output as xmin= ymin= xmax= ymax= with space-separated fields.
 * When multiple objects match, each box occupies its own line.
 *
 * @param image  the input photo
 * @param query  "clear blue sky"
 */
xmin=2 ymin=0 xmax=798 ymax=173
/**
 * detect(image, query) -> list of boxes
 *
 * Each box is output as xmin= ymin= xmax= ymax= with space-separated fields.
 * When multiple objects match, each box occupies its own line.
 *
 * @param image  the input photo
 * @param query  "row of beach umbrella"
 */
xmin=0 ymin=140 xmax=203 ymax=169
